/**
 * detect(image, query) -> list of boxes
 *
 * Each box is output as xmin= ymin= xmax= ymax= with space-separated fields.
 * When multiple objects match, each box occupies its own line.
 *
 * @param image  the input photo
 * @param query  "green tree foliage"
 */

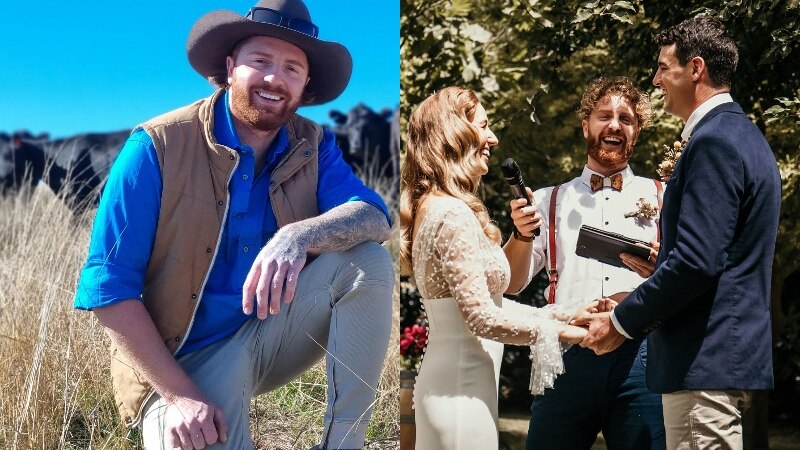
xmin=401 ymin=0 xmax=800 ymax=416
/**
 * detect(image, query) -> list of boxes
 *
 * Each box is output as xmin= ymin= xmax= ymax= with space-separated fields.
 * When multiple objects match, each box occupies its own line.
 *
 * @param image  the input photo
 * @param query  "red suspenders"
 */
xmin=545 ymin=179 xmax=663 ymax=305
xmin=546 ymin=184 xmax=561 ymax=304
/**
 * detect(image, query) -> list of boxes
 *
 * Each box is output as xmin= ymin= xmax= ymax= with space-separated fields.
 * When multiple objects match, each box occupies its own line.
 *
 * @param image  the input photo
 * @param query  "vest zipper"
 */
xmin=270 ymin=138 xmax=308 ymax=179
xmin=177 ymin=153 xmax=241 ymax=355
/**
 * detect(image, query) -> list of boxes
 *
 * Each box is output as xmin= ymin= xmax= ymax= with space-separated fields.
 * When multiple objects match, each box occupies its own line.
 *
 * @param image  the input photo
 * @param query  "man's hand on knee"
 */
xmin=243 ymin=224 xmax=309 ymax=319
xmin=165 ymin=394 xmax=228 ymax=449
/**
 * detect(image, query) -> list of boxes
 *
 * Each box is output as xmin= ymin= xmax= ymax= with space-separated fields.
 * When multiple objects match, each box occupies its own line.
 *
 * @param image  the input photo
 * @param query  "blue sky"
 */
xmin=0 ymin=1 xmax=399 ymax=139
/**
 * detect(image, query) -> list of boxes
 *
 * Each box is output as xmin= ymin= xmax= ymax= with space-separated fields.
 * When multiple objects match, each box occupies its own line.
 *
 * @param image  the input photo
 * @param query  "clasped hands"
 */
xmin=570 ymin=247 xmax=657 ymax=354
xmin=566 ymin=298 xmax=627 ymax=355
xmin=573 ymin=244 xmax=659 ymax=354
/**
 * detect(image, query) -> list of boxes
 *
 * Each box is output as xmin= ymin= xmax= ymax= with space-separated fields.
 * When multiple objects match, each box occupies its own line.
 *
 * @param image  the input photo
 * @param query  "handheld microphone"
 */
xmin=500 ymin=158 xmax=540 ymax=237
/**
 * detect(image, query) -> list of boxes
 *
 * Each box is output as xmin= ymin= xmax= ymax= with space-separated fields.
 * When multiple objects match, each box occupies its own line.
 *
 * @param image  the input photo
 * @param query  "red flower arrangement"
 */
xmin=400 ymin=322 xmax=428 ymax=370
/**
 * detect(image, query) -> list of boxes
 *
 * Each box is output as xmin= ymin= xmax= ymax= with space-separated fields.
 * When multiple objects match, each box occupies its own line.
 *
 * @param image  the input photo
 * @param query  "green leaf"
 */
xmin=610 ymin=12 xmax=633 ymax=24
xmin=764 ymin=105 xmax=788 ymax=115
xmin=613 ymin=1 xmax=636 ymax=12
xmin=450 ymin=0 xmax=473 ymax=17
xmin=573 ymin=9 xmax=593 ymax=23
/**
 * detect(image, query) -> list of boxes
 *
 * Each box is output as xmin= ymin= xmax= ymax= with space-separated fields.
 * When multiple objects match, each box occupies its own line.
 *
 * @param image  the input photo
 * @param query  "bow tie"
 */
xmin=590 ymin=173 xmax=623 ymax=192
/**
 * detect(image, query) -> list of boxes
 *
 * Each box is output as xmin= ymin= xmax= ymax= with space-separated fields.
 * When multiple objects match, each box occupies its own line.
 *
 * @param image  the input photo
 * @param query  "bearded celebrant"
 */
xmin=503 ymin=77 xmax=667 ymax=450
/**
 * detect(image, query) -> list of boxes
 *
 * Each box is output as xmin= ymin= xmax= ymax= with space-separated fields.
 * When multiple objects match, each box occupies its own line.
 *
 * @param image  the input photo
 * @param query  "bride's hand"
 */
xmin=594 ymin=298 xmax=617 ymax=313
xmin=558 ymin=324 xmax=588 ymax=345
xmin=570 ymin=298 xmax=617 ymax=324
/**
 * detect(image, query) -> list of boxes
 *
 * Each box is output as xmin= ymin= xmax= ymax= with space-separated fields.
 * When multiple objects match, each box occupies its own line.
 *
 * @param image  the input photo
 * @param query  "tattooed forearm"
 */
xmin=285 ymin=201 xmax=391 ymax=254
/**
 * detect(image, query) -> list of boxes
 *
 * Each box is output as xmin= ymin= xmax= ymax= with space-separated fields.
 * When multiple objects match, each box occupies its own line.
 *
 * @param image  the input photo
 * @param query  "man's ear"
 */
xmin=582 ymin=119 xmax=589 ymax=139
xmin=226 ymin=56 xmax=235 ymax=84
xmin=690 ymin=56 xmax=706 ymax=82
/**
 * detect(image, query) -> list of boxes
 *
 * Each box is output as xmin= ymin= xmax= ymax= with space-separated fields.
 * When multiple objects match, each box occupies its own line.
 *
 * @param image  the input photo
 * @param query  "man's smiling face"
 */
xmin=653 ymin=44 xmax=694 ymax=121
xmin=583 ymin=93 xmax=640 ymax=172
xmin=226 ymin=36 xmax=311 ymax=132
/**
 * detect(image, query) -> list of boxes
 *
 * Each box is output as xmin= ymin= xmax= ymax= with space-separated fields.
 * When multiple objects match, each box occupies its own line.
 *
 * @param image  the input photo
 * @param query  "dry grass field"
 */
xmin=0 ymin=166 xmax=399 ymax=449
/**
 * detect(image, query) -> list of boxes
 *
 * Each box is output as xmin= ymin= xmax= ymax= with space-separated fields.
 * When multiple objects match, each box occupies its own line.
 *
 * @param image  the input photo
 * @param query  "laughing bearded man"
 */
xmin=503 ymin=77 xmax=666 ymax=450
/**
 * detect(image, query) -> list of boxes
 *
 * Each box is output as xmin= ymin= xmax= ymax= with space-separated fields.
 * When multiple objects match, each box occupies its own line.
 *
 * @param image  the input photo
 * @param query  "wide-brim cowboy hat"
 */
xmin=187 ymin=0 xmax=352 ymax=106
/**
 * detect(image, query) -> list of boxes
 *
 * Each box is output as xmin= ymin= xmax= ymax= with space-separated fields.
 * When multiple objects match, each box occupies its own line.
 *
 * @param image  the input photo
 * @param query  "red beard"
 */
xmin=586 ymin=132 xmax=634 ymax=168
xmin=228 ymin=81 xmax=301 ymax=132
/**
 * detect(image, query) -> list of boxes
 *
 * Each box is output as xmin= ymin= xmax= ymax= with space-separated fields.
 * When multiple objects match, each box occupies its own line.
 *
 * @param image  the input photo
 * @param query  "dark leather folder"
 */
xmin=575 ymin=225 xmax=651 ymax=270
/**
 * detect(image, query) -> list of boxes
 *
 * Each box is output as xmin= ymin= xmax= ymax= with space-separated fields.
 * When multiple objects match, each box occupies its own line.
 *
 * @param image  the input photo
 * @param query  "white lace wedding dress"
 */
xmin=411 ymin=196 xmax=566 ymax=450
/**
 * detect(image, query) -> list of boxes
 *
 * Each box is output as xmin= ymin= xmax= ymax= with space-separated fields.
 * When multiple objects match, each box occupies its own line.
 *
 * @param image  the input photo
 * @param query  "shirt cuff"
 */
xmin=610 ymin=310 xmax=633 ymax=339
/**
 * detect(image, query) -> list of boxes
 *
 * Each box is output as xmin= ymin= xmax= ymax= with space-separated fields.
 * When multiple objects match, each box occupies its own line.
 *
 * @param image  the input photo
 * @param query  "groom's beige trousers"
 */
xmin=662 ymin=390 xmax=753 ymax=450
xmin=141 ymin=242 xmax=394 ymax=450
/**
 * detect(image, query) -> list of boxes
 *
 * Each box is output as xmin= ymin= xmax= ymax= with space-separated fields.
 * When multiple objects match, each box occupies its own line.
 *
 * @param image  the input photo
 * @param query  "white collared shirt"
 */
xmin=680 ymin=93 xmax=734 ymax=141
xmin=525 ymin=166 xmax=661 ymax=312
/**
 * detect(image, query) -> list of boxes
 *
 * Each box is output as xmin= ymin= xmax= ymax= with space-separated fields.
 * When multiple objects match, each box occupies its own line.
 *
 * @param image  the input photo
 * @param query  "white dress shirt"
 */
xmin=680 ymin=93 xmax=734 ymax=141
xmin=610 ymin=93 xmax=735 ymax=338
xmin=523 ymin=166 xmax=661 ymax=313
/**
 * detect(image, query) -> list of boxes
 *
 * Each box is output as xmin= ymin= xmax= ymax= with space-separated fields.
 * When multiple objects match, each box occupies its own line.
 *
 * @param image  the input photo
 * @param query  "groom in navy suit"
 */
xmin=578 ymin=17 xmax=781 ymax=449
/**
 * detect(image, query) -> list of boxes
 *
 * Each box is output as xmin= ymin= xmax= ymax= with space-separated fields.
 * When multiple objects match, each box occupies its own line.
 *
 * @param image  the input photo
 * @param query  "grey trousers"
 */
xmin=142 ymin=242 xmax=394 ymax=450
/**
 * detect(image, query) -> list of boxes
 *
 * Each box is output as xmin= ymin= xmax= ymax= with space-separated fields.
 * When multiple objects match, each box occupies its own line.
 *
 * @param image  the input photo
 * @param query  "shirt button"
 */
xmin=605 ymin=277 xmax=609 ymax=281
xmin=303 ymin=150 xmax=311 ymax=157
xmin=217 ymin=200 xmax=223 ymax=206
xmin=242 ymin=174 xmax=249 ymax=180
xmin=605 ymin=197 xmax=609 ymax=200
xmin=605 ymin=221 xmax=609 ymax=225
xmin=191 ymin=293 xmax=197 ymax=299
xmin=206 ymin=248 xmax=212 ymax=253
xmin=229 ymin=155 xmax=235 ymax=160
xmin=243 ymin=246 xmax=249 ymax=253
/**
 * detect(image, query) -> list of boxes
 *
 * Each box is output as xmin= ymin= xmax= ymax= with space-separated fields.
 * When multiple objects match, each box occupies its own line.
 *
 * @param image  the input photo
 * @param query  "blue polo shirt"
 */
xmin=74 ymin=92 xmax=390 ymax=356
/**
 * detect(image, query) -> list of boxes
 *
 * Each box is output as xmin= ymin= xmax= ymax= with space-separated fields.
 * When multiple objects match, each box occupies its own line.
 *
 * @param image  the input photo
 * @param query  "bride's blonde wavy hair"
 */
xmin=400 ymin=87 xmax=502 ymax=275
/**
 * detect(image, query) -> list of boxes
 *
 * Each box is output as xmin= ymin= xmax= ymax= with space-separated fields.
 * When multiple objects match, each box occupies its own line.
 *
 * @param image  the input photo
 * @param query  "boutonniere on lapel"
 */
xmin=624 ymin=197 xmax=659 ymax=222
xmin=657 ymin=139 xmax=688 ymax=181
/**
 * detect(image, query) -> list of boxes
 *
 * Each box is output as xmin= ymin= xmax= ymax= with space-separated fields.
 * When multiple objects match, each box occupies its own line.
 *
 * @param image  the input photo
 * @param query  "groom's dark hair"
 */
xmin=655 ymin=17 xmax=738 ymax=88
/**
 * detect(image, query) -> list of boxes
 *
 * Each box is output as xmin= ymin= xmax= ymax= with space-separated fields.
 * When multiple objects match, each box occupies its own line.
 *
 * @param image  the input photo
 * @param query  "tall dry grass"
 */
xmin=0 ymin=157 xmax=399 ymax=450
xmin=0 ymin=184 xmax=130 ymax=449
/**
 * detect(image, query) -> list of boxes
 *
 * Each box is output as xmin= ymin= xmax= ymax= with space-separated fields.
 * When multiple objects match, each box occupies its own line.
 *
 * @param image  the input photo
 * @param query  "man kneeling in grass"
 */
xmin=74 ymin=1 xmax=394 ymax=449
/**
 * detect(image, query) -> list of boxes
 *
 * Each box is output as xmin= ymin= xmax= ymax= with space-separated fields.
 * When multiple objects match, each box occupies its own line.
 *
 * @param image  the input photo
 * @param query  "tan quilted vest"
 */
xmin=110 ymin=89 xmax=323 ymax=426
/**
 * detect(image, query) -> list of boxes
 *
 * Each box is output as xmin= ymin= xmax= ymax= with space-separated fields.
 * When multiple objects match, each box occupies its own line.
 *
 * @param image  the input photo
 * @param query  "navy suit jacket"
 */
xmin=614 ymin=101 xmax=781 ymax=393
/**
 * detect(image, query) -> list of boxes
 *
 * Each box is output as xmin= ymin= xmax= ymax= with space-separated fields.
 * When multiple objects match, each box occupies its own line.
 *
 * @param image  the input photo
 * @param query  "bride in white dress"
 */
xmin=400 ymin=87 xmax=611 ymax=449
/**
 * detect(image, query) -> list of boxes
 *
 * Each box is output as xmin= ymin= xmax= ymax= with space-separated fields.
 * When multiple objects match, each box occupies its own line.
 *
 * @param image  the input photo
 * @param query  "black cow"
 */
xmin=328 ymin=103 xmax=394 ymax=177
xmin=42 ymin=130 xmax=129 ymax=208
xmin=0 ymin=132 xmax=46 ymax=195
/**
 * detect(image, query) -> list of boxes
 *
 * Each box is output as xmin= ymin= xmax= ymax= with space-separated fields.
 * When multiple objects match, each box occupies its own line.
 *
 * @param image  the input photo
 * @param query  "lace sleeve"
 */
xmin=502 ymin=299 xmax=568 ymax=395
xmin=432 ymin=205 xmax=564 ymax=347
